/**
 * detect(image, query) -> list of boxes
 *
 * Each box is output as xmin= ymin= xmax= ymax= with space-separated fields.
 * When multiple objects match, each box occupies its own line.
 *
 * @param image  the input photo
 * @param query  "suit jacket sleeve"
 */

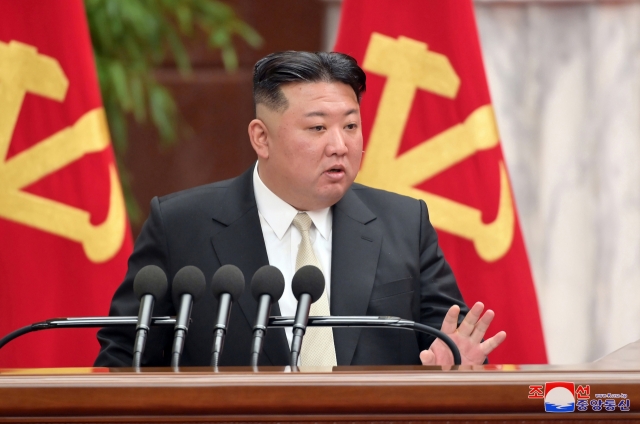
xmin=94 ymin=196 xmax=175 ymax=367
xmin=416 ymin=199 xmax=469 ymax=351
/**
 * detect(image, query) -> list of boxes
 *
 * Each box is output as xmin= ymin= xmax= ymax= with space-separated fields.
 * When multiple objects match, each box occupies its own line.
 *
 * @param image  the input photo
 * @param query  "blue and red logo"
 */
xmin=544 ymin=382 xmax=575 ymax=412
xmin=528 ymin=382 xmax=630 ymax=413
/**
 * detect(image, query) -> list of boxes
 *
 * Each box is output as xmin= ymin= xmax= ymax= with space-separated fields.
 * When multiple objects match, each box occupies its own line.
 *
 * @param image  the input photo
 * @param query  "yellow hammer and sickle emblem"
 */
xmin=357 ymin=33 xmax=515 ymax=262
xmin=0 ymin=40 xmax=126 ymax=263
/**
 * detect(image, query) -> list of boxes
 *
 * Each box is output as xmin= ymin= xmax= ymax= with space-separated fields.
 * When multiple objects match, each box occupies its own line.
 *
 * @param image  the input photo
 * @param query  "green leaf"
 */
xmin=176 ymin=5 xmax=193 ymax=35
xmin=107 ymin=61 xmax=132 ymax=110
xmin=129 ymin=75 xmax=146 ymax=122
xmin=149 ymin=85 xmax=177 ymax=143
xmin=221 ymin=46 xmax=238 ymax=71
xmin=166 ymin=29 xmax=191 ymax=75
xmin=235 ymin=21 xmax=263 ymax=48
xmin=209 ymin=27 xmax=231 ymax=47
xmin=104 ymin=100 xmax=128 ymax=155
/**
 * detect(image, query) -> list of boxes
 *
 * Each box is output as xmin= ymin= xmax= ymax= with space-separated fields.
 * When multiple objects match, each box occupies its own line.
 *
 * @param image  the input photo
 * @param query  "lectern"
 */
xmin=0 ymin=340 xmax=638 ymax=422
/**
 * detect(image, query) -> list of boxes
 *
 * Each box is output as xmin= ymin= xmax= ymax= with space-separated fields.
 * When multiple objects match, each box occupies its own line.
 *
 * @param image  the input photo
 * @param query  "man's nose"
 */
xmin=326 ymin=129 xmax=348 ymax=156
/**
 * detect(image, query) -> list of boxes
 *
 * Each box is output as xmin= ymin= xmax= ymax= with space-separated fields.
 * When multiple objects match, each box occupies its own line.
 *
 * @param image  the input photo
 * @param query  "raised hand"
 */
xmin=419 ymin=302 xmax=506 ymax=366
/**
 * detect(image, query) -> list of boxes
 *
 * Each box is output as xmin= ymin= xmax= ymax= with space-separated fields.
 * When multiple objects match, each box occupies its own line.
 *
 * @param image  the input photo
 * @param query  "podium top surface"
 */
xmin=1 ymin=362 xmax=639 ymax=393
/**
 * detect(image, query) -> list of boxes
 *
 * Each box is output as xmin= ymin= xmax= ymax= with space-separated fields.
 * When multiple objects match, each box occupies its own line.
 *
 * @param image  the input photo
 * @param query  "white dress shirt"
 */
xmin=252 ymin=164 xmax=332 ymax=346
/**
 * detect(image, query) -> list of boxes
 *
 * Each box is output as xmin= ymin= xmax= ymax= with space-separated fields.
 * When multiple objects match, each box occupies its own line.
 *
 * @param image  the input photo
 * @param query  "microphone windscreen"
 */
xmin=133 ymin=265 xmax=168 ymax=300
xmin=211 ymin=264 xmax=245 ymax=301
xmin=291 ymin=265 xmax=325 ymax=302
xmin=172 ymin=265 xmax=206 ymax=305
xmin=250 ymin=265 xmax=285 ymax=302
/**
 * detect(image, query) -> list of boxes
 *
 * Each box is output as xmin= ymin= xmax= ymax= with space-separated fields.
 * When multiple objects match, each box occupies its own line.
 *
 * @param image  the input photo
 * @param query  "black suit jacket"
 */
xmin=95 ymin=166 xmax=468 ymax=367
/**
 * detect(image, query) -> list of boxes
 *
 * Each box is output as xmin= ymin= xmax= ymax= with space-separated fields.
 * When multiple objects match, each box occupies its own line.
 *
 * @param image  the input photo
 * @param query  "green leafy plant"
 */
xmin=85 ymin=0 xmax=262 ymax=222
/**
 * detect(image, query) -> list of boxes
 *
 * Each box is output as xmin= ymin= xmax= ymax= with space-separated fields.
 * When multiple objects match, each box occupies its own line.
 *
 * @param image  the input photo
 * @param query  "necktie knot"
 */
xmin=293 ymin=212 xmax=313 ymax=233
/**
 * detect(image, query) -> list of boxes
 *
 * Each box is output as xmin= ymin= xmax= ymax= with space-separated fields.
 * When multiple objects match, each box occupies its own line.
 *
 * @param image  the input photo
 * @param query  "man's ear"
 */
xmin=248 ymin=118 xmax=269 ymax=159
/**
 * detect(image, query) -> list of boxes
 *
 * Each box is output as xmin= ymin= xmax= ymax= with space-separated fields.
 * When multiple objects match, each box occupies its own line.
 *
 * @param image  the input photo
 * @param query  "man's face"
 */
xmin=250 ymin=81 xmax=363 ymax=210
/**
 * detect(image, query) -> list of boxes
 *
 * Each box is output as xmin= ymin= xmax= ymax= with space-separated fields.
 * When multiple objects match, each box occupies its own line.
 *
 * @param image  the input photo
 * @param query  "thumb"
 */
xmin=419 ymin=349 xmax=436 ymax=365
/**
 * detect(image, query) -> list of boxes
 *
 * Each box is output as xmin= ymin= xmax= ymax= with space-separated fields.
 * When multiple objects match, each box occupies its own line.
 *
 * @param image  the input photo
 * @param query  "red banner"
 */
xmin=335 ymin=0 xmax=547 ymax=364
xmin=0 ymin=0 xmax=132 ymax=367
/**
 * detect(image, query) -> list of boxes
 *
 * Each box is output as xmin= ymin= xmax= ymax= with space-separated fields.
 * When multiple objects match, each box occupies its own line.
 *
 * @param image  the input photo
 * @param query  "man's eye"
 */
xmin=345 ymin=123 xmax=358 ymax=130
xmin=311 ymin=125 xmax=324 ymax=131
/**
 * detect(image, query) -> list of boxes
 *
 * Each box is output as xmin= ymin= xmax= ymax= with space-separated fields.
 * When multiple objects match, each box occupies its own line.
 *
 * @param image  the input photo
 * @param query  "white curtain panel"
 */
xmin=475 ymin=0 xmax=640 ymax=363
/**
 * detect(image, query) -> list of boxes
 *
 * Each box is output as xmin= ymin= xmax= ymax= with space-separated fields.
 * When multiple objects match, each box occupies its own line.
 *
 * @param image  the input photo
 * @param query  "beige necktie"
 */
xmin=292 ymin=212 xmax=337 ymax=367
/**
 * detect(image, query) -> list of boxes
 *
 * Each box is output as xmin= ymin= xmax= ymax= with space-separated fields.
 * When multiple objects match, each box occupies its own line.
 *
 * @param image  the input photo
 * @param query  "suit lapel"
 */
xmin=210 ymin=166 xmax=290 ymax=366
xmin=331 ymin=187 xmax=382 ymax=365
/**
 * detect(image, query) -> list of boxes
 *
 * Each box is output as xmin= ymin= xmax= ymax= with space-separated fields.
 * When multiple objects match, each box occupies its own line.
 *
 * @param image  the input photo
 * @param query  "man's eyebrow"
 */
xmin=304 ymin=111 xmax=326 ymax=117
xmin=303 ymin=108 xmax=359 ymax=118
xmin=344 ymin=108 xmax=358 ymax=116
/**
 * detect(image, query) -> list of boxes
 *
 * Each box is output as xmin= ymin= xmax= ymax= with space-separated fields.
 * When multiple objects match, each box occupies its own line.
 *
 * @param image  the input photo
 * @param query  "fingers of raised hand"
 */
xmin=470 ymin=308 xmax=495 ymax=344
xmin=441 ymin=304 xmax=461 ymax=334
xmin=480 ymin=331 xmax=507 ymax=356
xmin=457 ymin=302 xmax=484 ymax=337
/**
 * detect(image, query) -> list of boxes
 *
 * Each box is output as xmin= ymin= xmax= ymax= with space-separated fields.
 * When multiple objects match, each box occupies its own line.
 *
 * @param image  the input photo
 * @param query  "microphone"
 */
xmin=210 ymin=265 xmax=245 ymax=367
xmin=132 ymin=265 xmax=168 ymax=368
xmin=170 ymin=266 xmax=206 ymax=368
xmin=249 ymin=265 xmax=285 ymax=367
xmin=289 ymin=265 xmax=325 ymax=367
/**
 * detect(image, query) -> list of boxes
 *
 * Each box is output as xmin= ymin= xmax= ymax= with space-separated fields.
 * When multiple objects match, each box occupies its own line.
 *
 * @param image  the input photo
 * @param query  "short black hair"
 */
xmin=253 ymin=51 xmax=366 ymax=112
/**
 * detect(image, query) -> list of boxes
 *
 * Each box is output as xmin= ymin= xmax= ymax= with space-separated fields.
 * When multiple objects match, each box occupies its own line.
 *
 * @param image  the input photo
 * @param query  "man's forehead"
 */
xmin=303 ymin=108 xmax=359 ymax=118
xmin=280 ymin=81 xmax=359 ymax=110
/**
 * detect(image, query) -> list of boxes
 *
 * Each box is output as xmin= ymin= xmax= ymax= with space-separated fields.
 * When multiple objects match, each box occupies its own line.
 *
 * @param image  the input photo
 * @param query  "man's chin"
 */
xmin=314 ymin=184 xmax=351 ymax=208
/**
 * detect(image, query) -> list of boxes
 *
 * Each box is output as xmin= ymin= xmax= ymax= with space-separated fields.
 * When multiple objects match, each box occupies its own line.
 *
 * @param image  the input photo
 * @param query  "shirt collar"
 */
xmin=253 ymin=163 xmax=332 ymax=241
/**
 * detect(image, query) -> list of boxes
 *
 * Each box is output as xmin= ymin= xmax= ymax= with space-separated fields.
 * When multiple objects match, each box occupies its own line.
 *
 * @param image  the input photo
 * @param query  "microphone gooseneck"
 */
xmin=132 ymin=265 xmax=168 ymax=368
xmin=249 ymin=265 xmax=285 ymax=367
xmin=170 ymin=266 xmax=206 ymax=368
xmin=210 ymin=265 xmax=245 ymax=367
xmin=289 ymin=265 xmax=325 ymax=367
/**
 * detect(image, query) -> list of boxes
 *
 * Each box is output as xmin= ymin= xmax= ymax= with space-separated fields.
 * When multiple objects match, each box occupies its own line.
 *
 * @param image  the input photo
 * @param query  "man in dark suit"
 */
xmin=95 ymin=51 xmax=505 ymax=367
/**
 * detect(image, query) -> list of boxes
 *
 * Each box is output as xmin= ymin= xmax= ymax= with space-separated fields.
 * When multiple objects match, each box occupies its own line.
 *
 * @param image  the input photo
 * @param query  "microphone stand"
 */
xmin=0 ymin=315 xmax=462 ymax=365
